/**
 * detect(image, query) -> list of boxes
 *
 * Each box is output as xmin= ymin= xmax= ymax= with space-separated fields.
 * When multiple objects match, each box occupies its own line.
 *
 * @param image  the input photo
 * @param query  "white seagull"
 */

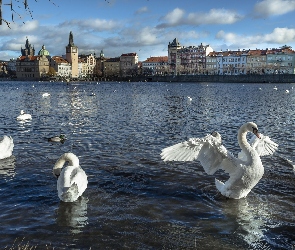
xmin=161 ymin=122 xmax=278 ymax=199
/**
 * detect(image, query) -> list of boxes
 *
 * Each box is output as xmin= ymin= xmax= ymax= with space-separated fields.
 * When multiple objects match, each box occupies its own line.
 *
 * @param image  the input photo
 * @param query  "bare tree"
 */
xmin=0 ymin=0 xmax=58 ymax=28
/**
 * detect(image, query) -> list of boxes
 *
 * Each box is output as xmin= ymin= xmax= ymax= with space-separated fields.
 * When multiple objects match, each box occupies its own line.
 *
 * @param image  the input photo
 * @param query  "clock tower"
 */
xmin=66 ymin=31 xmax=78 ymax=78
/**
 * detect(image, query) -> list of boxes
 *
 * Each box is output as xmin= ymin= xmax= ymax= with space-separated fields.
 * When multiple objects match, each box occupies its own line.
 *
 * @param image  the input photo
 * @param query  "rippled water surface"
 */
xmin=0 ymin=81 xmax=295 ymax=249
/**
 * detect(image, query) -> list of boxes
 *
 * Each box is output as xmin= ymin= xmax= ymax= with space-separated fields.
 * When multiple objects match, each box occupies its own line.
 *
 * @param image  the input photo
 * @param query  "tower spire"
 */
xmin=68 ymin=31 xmax=74 ymax=46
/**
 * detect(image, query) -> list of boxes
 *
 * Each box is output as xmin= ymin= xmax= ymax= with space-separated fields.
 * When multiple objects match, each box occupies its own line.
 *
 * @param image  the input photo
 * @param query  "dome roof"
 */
xmin=38 ymin=45 xmax=50 ymax=56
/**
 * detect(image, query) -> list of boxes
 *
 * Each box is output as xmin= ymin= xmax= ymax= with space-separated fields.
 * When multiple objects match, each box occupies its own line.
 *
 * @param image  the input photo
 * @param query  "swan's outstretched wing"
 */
xmin=238 ymin=133 xmax=278 ymax=160
xmin=161 ymin=133 xmax=238 ymax=175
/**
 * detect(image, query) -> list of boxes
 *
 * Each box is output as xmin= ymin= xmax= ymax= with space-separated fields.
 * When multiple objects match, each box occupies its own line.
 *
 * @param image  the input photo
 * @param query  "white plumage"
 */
xmin=0 ymin=135 xmax=14 ymax=160
xmin=42 ymin=93 xmax=50 ymax=97
xmin=53 ymin=153 xmax=88 ymax=202
xmin=161 ymin=122 xmax=278 ymax=199
xmin=17 ymin=110 xmax=32 ymax=120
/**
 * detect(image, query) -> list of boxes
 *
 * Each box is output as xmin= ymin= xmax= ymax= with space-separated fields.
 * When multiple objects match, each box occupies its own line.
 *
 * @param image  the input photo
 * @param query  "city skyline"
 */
xmin=1 ymin=0 xmax=295 ymax=62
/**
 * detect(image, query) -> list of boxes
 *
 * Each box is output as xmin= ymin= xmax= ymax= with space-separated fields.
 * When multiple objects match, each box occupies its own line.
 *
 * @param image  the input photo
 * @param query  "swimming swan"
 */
xmin=17 ymin=110 xmax=32 ymax=120
xmin=53 ymin=153 xmax=88 ymax=202
xmin=0 ymin=135 xmax=14 ymax=160
xmin=160 ymin=122 xmax=278 ymax=199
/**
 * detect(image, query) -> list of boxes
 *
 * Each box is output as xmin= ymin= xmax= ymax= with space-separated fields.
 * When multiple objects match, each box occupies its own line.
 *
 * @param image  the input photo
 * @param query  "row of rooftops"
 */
xmin=207 ymin=47 xmax=295 ymax=57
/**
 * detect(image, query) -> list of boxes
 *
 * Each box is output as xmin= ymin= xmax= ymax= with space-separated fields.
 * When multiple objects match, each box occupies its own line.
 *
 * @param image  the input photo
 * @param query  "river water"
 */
xmin=0 ymin=80 xmax=294 ymax=249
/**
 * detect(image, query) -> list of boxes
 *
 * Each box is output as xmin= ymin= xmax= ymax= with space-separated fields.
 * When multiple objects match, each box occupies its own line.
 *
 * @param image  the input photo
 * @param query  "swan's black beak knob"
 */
xmin=253 ymin=128 xmax=261 ymax=139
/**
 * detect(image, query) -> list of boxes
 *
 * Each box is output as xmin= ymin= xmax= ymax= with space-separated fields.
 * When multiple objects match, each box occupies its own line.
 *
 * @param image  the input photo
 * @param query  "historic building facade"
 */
xmin=16 ymin=38 xmax=50 ymax=80
xmin=206 ymin=46 xmax=295 ymax=75
xmin=50 ymin=56 xmax=71 ymax=78
xmin=168 ymin=38 xmax=213 ymax=75
xmin=120 ymin=53 xmax=139 ymax=76
xmin=104 ymin=57 xmax=120 ymax=77
xmin=78 ymin=53 xmax=96 ymax=78
xmin=142 ymin=56 xmax=168 ymax=75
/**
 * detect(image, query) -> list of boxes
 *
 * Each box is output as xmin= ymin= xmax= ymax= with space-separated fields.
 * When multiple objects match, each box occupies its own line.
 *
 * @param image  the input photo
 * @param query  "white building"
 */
xmin=142 ymin=56 xmax=169 ymax=75
xmin=50 ymin=56 xmax=71 ymax=78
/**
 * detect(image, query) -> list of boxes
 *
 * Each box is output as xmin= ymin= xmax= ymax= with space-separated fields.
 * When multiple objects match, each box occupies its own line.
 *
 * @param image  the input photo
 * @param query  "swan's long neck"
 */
xmin=53 ymin=153 xmax=79 ymax=177
xmin=237 ymin=125 xmax=254 ymax=163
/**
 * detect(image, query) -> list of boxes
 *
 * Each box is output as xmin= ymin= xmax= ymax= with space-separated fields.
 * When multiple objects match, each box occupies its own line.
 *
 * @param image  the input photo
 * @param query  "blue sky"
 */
xmin=1 ymin=0 xmax=295 ymax=61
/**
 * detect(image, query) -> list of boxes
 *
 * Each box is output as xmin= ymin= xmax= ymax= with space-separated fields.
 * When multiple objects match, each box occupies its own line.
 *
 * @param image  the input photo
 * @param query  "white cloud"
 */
xmin=59 ymin=18 xmax=122 ymax=32
xmin=163 ymin=8 xmax=185 ymax=25
xmin=253 ymin=0 xmax=295 ymax=17
xmin=157 ymin=8 xmax=243 ymax=28
xmin=187 ymin=9 xmax=243 ymax=25
xmin=135 ymin=6 xmax=149 ymax=15
xmin=137 ymin=27 xmax=158 ymax=45
xmin=215 ymin=27 xmax=295 ymax=48
xmin=0 ymin=20 xmax=39 ymax=35
xmin=264 ymin=27 xmax=295 ymax=43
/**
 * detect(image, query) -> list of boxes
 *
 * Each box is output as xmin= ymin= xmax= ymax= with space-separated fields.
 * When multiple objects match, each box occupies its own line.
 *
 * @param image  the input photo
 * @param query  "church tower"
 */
xmin=66 ymin=31 xmax=78 ymax=78
xmin=168 ymin=38 xmax=181 ymax=74
xmin=21 ymin=37 xmax=35 ymax=56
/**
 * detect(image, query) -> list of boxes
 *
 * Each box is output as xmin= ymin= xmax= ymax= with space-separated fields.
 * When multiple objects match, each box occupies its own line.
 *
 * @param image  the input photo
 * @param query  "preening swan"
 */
xmin=0 ymin=135 xmax=14 ymax=160
xmin=161 ymin=122 xmax=278 ymax=199
xmin=53 ymin=153 xmax=88 ymax=202
xmin=17 ymin=110 xmax=32 ymax=121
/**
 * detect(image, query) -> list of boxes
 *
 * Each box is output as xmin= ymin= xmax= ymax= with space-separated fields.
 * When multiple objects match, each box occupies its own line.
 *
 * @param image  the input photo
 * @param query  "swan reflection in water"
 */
xmin=56 ymin=196 xmax=89 ymax=233
xmin=221 ymin=197 xmax=268 ymax=247
xmin=0 ymin=156 xmax=16 ymax=179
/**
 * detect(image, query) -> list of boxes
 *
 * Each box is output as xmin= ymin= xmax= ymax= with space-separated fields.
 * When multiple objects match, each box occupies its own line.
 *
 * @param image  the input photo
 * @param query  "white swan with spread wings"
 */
xmin=53 ymin=153 xmax=88 ymax=202
xmin=161 ymin=122 xmax=278 ymax=199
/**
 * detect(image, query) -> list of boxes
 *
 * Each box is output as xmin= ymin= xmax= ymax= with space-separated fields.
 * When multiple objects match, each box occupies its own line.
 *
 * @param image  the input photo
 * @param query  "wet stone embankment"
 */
xmin=118 ymin=74 xmax=295 ymax=83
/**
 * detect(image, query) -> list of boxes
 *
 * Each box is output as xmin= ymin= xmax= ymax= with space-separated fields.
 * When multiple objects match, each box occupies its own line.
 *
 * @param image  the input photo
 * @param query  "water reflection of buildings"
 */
xmin=56 ymin=196 xmax=89 ymax=233
xmin=0 ymin=156 xmax=16 ymax=179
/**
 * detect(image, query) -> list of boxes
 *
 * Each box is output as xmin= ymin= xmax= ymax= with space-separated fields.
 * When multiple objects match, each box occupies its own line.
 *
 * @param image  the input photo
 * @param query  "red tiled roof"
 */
xmin=51 ymin=56 xmax=69 ymax=63
xmin=18 ymin=55 xmax=40 ymax=61
xmin=144 ymin=56 xmax=168 ymax=62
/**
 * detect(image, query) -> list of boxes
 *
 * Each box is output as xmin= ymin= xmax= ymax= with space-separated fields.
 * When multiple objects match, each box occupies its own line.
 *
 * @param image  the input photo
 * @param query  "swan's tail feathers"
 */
xmin=215 ymin=178 xmax=225 ymax=194
xmin=248 ymin=133 xmax=278 ymax=157
xmin=61 ymin=183 xmax=79 ymax=202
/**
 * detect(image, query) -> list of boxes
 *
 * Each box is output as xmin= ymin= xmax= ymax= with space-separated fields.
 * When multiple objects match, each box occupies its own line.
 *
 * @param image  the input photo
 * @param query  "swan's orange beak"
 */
xmin=254 ymin=130 xmax=261 ymax=139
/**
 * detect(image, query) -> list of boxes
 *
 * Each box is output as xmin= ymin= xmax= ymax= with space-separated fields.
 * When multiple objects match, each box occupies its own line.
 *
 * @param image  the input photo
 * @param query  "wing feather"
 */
xmin=160 ymin=135 xmax=216 ymax=162
xmin=238 ymin=133 xmax=278 ymax=160
xmin=161 ymin=133 xmax=238 ymax=175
